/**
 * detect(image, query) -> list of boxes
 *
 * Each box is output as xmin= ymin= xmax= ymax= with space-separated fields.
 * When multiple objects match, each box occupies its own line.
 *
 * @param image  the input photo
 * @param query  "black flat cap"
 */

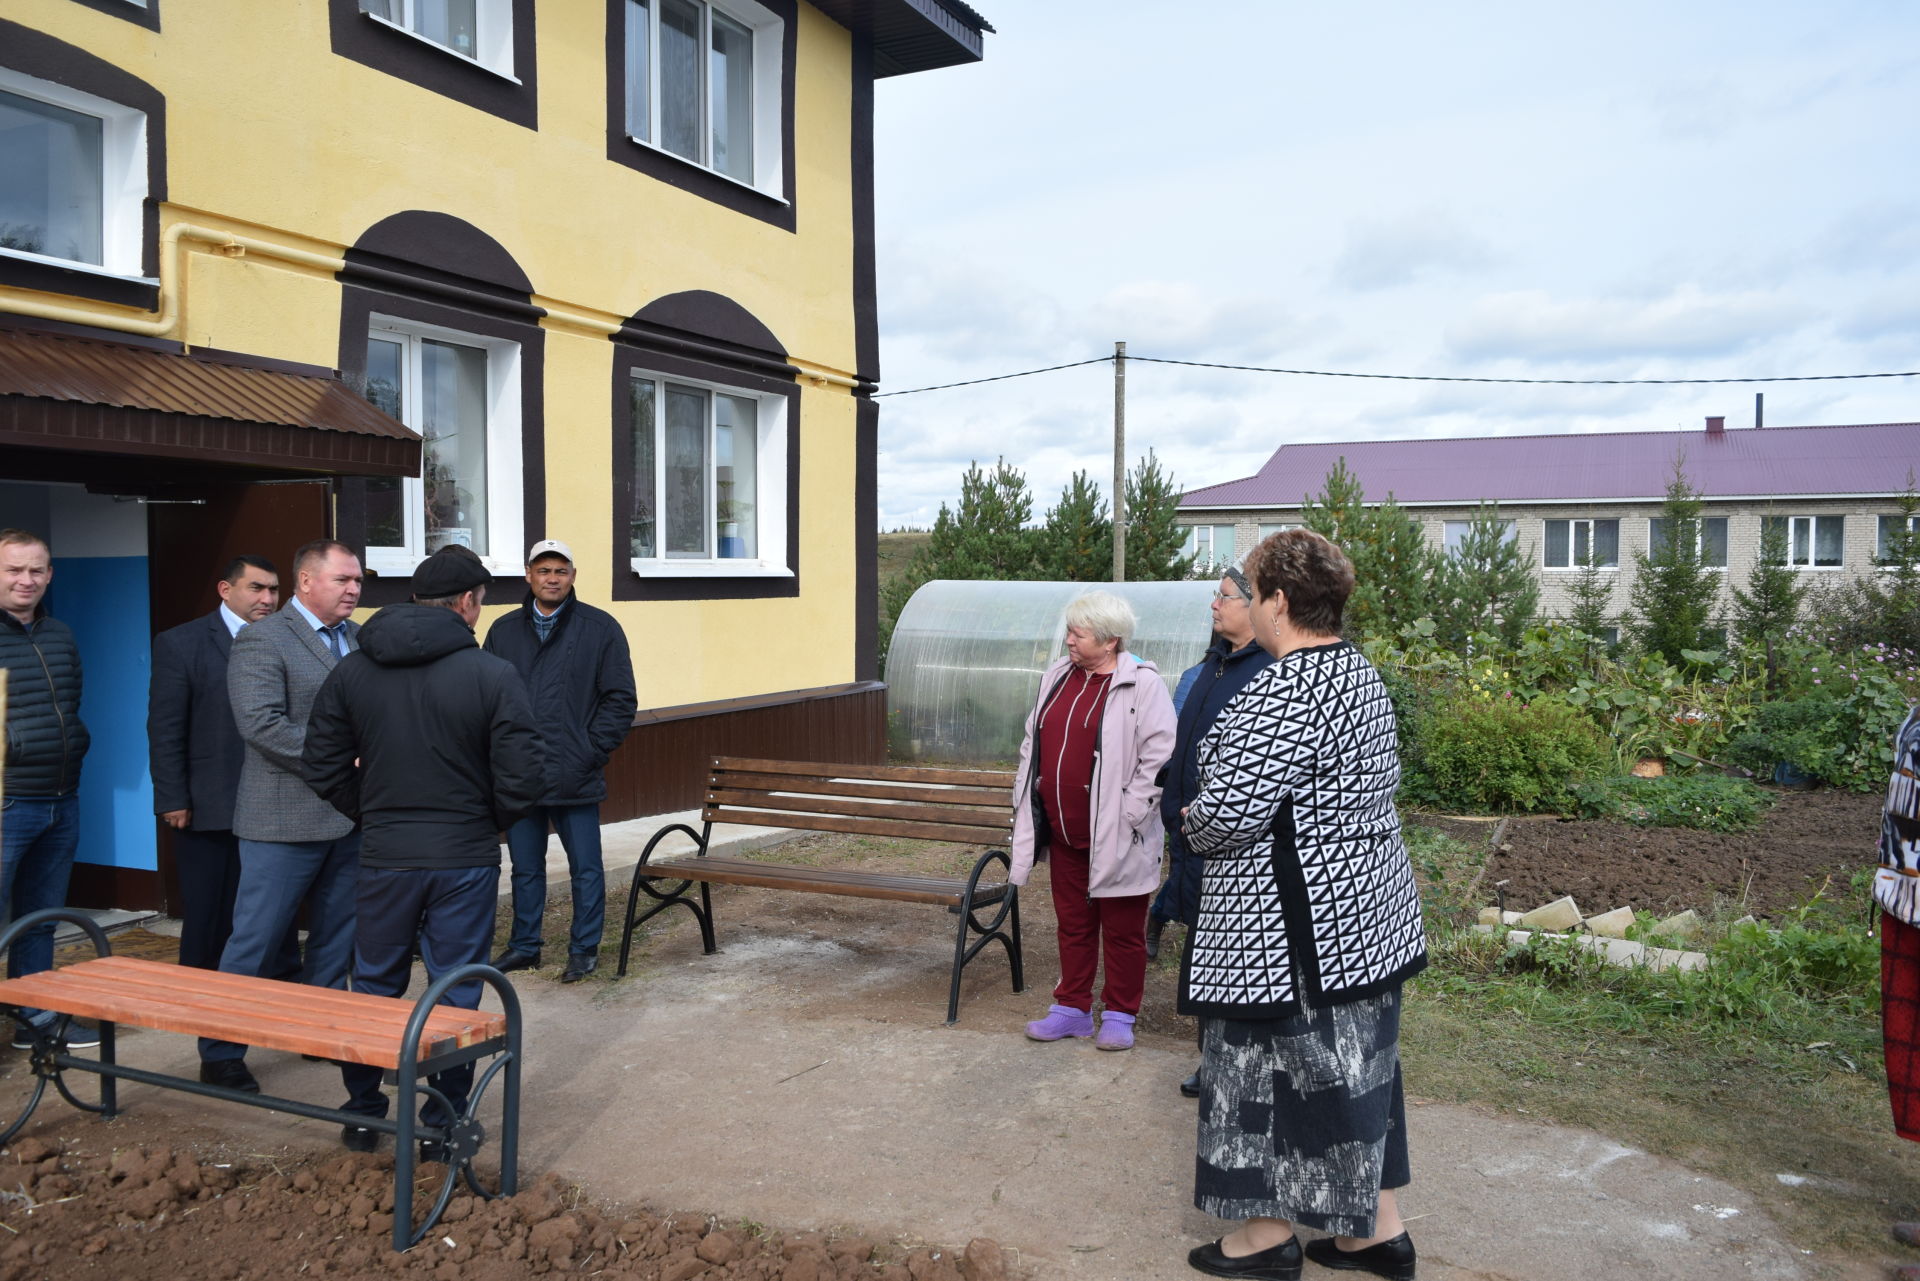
xmin=411 ymin=545 xmax=490 ymax=599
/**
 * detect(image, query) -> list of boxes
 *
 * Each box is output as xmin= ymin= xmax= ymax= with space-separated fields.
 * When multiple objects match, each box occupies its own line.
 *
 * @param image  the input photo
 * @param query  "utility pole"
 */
xmin=1112 ymin=340 xmax=1126 ymax=582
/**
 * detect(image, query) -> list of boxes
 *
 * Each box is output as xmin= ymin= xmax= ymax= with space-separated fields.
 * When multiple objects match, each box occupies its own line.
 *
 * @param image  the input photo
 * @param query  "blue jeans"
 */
xmin=340 ymin=865 xmax=496 ymax=1127
xmin=0 ymin=794 xmax=80 ymax=1022
xmin=504 ymin=804 xmax=605 ymax=957
xmin=200 ymin=833 xmax=360 ymax=1064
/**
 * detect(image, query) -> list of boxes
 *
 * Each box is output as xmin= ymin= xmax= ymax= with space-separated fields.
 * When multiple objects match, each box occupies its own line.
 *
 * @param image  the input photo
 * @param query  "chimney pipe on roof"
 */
xmin=1755 ymin=392 xmax=1763 ymax=429
xmin=1706 ymin=415 xmax=1725 ymax=435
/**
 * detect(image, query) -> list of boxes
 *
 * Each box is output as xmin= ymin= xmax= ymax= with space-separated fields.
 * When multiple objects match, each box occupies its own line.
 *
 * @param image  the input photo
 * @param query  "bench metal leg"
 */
xmin=945 ymin=850 xmax=1025 ymax=1025
xmin=617 ymin=823 xmax=716 ymax=977
xmin=0 ymin=909 xmax=117 ymax=1140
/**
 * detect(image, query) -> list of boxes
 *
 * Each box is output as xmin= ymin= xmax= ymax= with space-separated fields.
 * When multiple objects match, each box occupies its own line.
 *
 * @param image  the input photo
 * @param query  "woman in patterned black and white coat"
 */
xmin=1179 ymin=529 xmax=1427 ymax=1281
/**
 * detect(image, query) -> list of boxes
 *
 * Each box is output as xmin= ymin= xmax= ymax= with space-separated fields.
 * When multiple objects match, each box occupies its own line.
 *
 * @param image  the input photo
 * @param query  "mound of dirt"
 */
xmin=0 ymin=1131 xmax=1013 ymax=1281
xmin=1474 ymin=786 xmax=1882 ymax=919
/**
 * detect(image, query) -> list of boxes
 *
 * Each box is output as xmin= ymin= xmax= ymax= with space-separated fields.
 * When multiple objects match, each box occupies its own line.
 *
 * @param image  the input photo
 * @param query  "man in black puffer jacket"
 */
xmin=0 ymin=528 xmax=96 ymax=1048
xmin=303 ymin=545 xmax=544 ymax=1156
xmin=482 ymin=540 xmax=636 ymax=984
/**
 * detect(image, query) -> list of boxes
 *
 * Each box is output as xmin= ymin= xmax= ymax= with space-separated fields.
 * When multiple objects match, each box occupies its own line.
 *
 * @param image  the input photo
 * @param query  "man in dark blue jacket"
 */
xmin=0 ymin=528 xmax=96 ymax=1049
xmin=302 ymin=544 xmax=544 ymax=1155
xmin=482 ymin=540 xmax=636 ymax=983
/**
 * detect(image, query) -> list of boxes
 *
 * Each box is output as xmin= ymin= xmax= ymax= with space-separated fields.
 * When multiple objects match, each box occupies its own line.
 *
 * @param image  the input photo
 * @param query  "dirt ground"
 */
xmin=1449 ymin=786 xmax=1882 ymax=920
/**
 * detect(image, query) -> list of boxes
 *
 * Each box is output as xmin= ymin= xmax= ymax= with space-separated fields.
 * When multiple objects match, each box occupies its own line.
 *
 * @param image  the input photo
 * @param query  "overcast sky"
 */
xmin=867 ymin=1 xmax=1920 ymax=528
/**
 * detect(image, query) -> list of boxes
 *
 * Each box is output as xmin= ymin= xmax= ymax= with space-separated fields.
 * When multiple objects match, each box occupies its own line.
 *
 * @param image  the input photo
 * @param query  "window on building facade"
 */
xmin=1180 ymin=524 xmax=1236 ymax=566
xmin=360 ymin=0 xmax=515 ymax=76
xmin=1257 ymin=522 xmax=1297 ymax=539
xmin=361 ymin=319 xmax=524 ymax=575
xmin=1762 ymin=515 xmax=1843 ymax=569
xmin=1443 ymin=519 xmax=1517 ymax=557
xmin=1542 ymin=518 xmax=1618 ymax=569
xmin=628 ymin=370 xmax=787 ymax=574
xmin=623 ymin=0 xmax=780 ymax=192
xmin=1879 ymin=514 xmax=1920 ymax=562
xmin=0 ymin=71 xmax=147 ymax=279
xmin=1648 ymin=516 xmax=1729 ymax=568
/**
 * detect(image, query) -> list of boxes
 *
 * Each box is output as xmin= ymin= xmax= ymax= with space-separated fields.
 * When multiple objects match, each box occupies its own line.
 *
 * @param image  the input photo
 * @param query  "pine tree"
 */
xmin=1730 ymin=511 xmax=1806 ymax=692
xmin=1627 ymin=462 xmax=1719 ymax=664
xmin=1432 ymin=502 xmax=1539 ymax=649
xmin=1563 ymin=546 xmax=1616 ymax=648
xmin=1805 ymin=476 xmax=1920 ymax=653
xmin=1298 ymin=458 xmax=1437 ymax=639
xmin=1123 ymin=451 xmax=1196 ymax=582
xmin=1035 ymin=470 xmax=1112 ymax=582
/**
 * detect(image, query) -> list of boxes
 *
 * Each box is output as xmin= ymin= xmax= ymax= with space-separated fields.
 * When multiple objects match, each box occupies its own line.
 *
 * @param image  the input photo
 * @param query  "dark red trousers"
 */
xmin=1047 ymin=842 xmax=1149 ymax=1016
xmin=1885 ymin=913 xmax=1920 ymax=1142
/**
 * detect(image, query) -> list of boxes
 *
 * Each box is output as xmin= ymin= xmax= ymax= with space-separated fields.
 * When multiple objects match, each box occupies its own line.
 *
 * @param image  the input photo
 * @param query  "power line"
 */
xmin=875 ymin=352 xmax=1920 ymax=396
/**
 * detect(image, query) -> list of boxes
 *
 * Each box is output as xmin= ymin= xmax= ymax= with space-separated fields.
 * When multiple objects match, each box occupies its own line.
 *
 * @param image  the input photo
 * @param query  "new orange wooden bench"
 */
xmin=616 ymin=756 xmax=1023 ymax=1024
xmin=0 ymin=909 xmax=522 ymax=1250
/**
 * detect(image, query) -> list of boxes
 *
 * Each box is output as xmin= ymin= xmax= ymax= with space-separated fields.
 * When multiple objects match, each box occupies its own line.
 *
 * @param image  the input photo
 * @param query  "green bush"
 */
xmin=1723 ymin=692 xmax=1846 ymax=784
xmin=1570 ymin=772 xmax=1773 ymax=832
xmin=1405 ymin=693 xmax=1614 ymax=812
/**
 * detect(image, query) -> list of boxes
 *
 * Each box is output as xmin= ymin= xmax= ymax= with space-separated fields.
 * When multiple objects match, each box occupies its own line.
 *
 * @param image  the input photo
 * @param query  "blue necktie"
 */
xmin=324 ymin=625 xmax=346 ymax=658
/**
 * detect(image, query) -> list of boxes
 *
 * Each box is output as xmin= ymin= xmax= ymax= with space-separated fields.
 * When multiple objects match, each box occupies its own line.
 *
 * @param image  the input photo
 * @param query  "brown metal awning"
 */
xmin=0 ymin=326 xmax=420 ymax=480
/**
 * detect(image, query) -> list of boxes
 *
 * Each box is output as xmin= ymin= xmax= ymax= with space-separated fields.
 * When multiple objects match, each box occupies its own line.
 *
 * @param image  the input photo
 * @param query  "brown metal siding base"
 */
xmin=601 ymin=682 xmax=888 ymax=822
xmin=67 ymin=862 xmax=164 ymax=915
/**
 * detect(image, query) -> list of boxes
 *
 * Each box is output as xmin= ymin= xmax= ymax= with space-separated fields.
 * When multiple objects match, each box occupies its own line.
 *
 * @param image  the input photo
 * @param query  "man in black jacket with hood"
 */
xmin=483 ymin=540 xmax=636 ymax=983
xmin=302 ymin=544 xmax=543 ymax=1155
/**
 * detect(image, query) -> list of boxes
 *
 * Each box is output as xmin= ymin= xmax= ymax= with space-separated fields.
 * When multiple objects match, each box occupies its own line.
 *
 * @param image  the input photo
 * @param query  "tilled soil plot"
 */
xmin=1471 ymin=786 xmax=1883 ymax=919
xmin=0 ymin=1123 xmax=1012 ymax=1281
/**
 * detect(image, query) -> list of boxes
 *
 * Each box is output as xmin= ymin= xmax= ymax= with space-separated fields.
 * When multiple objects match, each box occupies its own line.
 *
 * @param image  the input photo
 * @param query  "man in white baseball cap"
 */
xmin=482 ymin=539 xmax=637 ymax=982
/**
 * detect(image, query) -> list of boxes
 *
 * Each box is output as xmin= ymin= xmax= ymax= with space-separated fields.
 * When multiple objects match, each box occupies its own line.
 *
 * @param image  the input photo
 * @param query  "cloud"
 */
xmin=1331 ymin=211 xmax=1497 ymax=291
xmin=1444 ymin=286 xmax=1810 ymax=365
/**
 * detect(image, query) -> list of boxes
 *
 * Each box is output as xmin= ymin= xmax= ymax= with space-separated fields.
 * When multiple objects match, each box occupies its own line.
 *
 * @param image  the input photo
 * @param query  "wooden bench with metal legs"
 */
xmin=0 ymin=909 xmax=522 ymax=1251
xmin=616 ymin=756 xmax=1023 ymax=1024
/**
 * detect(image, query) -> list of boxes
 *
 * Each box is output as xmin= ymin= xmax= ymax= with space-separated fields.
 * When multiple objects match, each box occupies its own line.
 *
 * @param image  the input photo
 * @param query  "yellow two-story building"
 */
xmin=0 ymin=0 xmax=991 ymax=910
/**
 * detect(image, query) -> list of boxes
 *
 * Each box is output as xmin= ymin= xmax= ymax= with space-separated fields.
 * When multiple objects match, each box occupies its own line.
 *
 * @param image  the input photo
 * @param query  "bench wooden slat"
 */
xmin=714 ymin=756 xmax=1016 ymax=788
xmin=642 ymin=855 xmax=1004 ymax=906
xmin=705 ymin=787 xmax=1012 ymax=832
xmin=707 ymin=772 xmax=1013 ymax=809
xmin=0 ymin=958 xmax=505 ymax=1069
xmin=703 ymin=806 xmax=1012 ymax=846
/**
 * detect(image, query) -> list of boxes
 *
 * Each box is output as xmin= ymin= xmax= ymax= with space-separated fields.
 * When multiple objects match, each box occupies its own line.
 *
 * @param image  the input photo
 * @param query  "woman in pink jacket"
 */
xmin=1009 ymin=591 xmax=1178 ymax=1051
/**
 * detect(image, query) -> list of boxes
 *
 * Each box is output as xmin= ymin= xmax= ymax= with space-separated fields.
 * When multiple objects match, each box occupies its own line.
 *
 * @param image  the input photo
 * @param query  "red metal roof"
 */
xmin=1180 ymin=421 xmax=1920 ymax=508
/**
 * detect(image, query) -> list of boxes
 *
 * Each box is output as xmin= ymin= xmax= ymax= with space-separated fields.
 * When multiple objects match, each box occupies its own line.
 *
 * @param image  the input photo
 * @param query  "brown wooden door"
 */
xmin=144 ymin=481 xmax=331 ymax=916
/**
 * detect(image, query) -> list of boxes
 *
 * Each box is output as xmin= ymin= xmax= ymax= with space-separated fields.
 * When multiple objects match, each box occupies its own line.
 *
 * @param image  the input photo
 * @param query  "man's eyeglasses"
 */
xmin=1211 ymin=590 xmax=1248 ymax=603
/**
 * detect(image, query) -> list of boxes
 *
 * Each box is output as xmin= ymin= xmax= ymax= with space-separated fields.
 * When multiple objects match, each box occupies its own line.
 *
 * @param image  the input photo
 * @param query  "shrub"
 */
xmin=1405 ymin=693 xmax=1614 ymax=812
xmin=1570 ymin=773 xmax=1773 ymax=833
xmin=1723 ymin=692 xmax=1847 ymax=785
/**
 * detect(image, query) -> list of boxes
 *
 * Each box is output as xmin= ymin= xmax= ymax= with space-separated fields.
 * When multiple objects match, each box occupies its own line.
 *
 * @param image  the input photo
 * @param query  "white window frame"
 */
xmin=1442 ymin=518 xmax=1517 ymax=558
xmin=1647 ymin=515 xmax=1729 ymax=570
xmin=622 ymin=0 xmax=785 ymax=199
xmin=1879 ymin=514 xmax=1920 ymax=564
xmin=1766 ymin=514 xmax=1845 ymax=570
xmin=363 ymin=316 xmax=524 ymax=579
xmin=0 ymin=67 xmax=149 ymax=281
xmin=1181 ymin=524 xmax=1235 ymax=565
xmin=361 ymin=0 xmax=519 ymax=82
xmin=1542 ymin=517 xmax=1619 ymax=570
xmin=627 ymin=366 xmax=790 ymax=579
xmin=1257 ymin=522 xmax=1298 ymax=539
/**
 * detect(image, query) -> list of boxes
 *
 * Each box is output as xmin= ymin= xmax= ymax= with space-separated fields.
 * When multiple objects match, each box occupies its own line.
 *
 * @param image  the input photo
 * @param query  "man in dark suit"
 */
xmin=147 ymin=555 xmax=299 ymax=975
xmin=197 ymin=539 xmax=364 ymax=1095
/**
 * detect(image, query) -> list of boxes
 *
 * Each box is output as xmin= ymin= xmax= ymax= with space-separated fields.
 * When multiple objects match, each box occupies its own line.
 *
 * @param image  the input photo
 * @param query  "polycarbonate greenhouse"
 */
xmin=886 ymin=579 xmax=1218 ymax=765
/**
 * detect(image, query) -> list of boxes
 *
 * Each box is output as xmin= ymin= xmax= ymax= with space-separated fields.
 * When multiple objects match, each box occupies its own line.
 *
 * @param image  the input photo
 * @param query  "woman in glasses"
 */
xmin=1148 ymin=558 xmax=1274 ymax=1098
xmin=1182 ymin=529 xmax=1425 ymax=1281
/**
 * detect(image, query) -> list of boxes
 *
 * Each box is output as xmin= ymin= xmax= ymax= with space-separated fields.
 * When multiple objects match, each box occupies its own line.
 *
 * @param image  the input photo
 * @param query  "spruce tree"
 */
xmin=1036 ymin=470 xmax=1112 ymax=582
xmin=1564 ymin=546 xmax=1617 ymax=648
xmin=1433 ymin=502 xmax=1539 ymax=649
xmin=1730 ymin=511 xmax=1806 ymax=692
xmin=1628 ymin=462 xmax=1719 ymax=663
xmin=1298 ymin=458 xmax=1437 ymax=639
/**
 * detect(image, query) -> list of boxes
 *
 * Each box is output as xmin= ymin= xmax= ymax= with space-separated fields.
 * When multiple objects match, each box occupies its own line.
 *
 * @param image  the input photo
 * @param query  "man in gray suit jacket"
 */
xmin=198 ymin=539 xmax=365 ymax=1095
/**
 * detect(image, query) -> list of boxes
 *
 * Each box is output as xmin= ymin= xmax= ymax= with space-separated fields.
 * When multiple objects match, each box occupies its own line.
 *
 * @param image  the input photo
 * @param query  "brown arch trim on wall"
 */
xmin=601 ymin=0 xmax=798 ymax=233
xmin=0 ymin=19 xmax=165 ymax=309
xmin=328 ymin=0 xmax=538 ymax=131
xmin=610 ymin=290 xmax=800 ymax=602
xmin=334 ymin=212 xmax=547 ymax=606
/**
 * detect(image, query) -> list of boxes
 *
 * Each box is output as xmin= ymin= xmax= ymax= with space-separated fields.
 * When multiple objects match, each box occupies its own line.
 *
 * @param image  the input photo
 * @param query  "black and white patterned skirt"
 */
xmin=1193 ymin=983 xmax=1408 ymax=1236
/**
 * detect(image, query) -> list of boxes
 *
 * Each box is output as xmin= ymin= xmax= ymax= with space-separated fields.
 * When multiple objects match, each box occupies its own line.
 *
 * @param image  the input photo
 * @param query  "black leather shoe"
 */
xmin=199 ymin=1059 xmax=261 ymax=1094
xmin=1146 ymin=915 xmax=1166 ymax=961
xmin=1303 ymin=1232 xmax=1416 ymax=1281
xmin=560 ymin=953 xmax=598 ymax=984
xmin=1180 ymin=1070 xmax=1202 ymax=1099
xmin=340 ymin=1125 xmax=379 ymax=1153
xmin=491 ymin=948 xmax=541 ymax=973
xmin=1188 ymin=1235 xmax=1301 ymax=1280
xmin=418 ymin=1138 xmax=449 ymax=1165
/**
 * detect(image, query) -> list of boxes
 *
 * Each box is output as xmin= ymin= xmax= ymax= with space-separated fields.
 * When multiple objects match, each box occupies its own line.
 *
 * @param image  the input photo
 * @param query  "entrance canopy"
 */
xmin=0 ymin=324 xmax=420 ymax=488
